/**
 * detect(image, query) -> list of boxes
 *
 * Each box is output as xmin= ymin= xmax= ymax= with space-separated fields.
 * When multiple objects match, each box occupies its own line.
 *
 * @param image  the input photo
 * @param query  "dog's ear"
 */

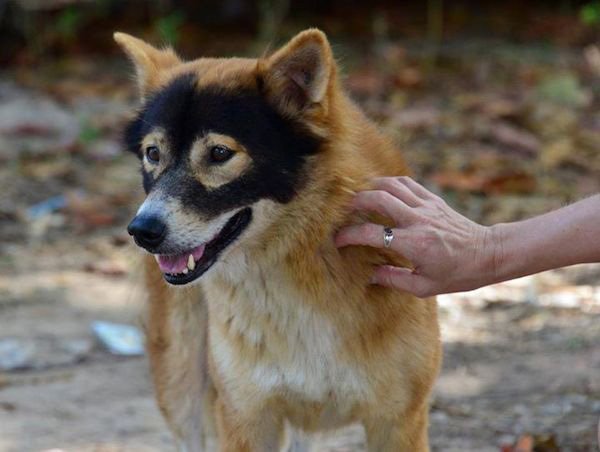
xmin=259 ymin=29 xmax=335 ymax=116
xmin=113 ymin=32 xmax=180 ymax=98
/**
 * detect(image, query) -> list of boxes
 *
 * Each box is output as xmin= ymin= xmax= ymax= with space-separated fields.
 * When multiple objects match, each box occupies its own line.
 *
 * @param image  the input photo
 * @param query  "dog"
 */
xmin=115 ymin=28 xmax=441 ymax=451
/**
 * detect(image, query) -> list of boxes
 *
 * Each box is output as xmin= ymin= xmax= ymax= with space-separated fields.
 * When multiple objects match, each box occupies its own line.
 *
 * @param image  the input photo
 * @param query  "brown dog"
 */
xmin=116 ymin=29 xmax=441 ymax=451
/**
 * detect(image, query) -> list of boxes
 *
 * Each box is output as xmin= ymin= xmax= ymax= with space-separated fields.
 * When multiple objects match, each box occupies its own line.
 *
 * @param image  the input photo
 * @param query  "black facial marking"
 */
xmin=125 ymin=74 xmax=322 ymax=214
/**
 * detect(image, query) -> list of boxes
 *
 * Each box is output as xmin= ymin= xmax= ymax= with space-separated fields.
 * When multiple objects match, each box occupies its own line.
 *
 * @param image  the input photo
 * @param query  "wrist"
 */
xmin=481 ymin=223 xmax=507 ymax=287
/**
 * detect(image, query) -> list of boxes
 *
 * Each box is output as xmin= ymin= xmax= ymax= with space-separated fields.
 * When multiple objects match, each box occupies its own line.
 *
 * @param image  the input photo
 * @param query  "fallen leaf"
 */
xmin=0 ymin=401 xmax=16 ymax=412
xmin=488 ymin=121 xmax=541 ymax=156
xmin=430 ymin=169 xmax=536 ymax=195
xmin=430 ymin=170 xmax=486 ymax=192
xmin=83 ymin=261 xmax=126 ymax=277
xmin=482 ymin=171 xmax=537 ymax=195
xmin=389 ymin=106 xmax=441 ymax=130
xmin=65 ymin=191 xmax=117 ymax=229
xmin=393 ymin=67 xmax=423 ymax=89
xmin=346 ymin=69 xmax=387 ymax=97
xmin=514 ymin=434 xmax=534 ymax=452
xmin=502 ymin=433 xmax=560 ymax=452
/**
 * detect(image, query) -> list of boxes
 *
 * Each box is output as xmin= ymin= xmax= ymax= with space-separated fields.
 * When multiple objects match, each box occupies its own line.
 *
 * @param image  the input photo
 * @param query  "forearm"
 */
xmin=487 ymin=194 xmax=600 ymax=285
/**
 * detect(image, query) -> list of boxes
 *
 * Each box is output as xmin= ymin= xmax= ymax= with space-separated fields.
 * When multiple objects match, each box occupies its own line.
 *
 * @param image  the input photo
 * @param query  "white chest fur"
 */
xmin=204 ymin=250 xmax=370 ymax=421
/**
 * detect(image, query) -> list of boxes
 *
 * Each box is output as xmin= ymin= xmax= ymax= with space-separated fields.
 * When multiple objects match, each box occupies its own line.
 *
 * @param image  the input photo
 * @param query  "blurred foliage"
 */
xmin=154 ymin=10 xmax=185 ymax=46
xmin=580 ymin=1 xmax=600 ymax=25
xmin=536 ymin=74 xmax=589 ymax=107
xmin=54 ymin=7 xmax=83 ymax=41
xmin=255 ymin=0 xmax=289 ymax=50
xmin=1 ymin=0 xmax=599 ymax=66
xmin=78 ymin=121 xmax=102 ymax=146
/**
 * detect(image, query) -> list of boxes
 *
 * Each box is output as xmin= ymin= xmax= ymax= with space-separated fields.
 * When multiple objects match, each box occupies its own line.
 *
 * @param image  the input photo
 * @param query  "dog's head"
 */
xmin=116 ymin=29 xmax=337 ymax=285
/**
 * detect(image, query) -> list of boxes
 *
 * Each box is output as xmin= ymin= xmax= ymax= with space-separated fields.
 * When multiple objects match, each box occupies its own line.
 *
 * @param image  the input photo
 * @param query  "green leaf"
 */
xmin=155 ymin=11 xmax=185 ymax=46
xmin=580 ymin=1 xmax=600 ymax=25
xmin=55 ymin=6 xmax=83 ymax=40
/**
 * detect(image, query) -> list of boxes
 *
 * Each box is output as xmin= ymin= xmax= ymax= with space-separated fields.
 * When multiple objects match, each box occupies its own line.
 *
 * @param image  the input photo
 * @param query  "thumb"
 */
xmin=371 ymin=265 xmax=433 ymax=298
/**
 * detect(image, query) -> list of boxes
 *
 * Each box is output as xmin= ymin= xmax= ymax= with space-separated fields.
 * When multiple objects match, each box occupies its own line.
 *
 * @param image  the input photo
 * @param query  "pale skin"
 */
xmin=335 ymin=177 xmax=600 ymax=297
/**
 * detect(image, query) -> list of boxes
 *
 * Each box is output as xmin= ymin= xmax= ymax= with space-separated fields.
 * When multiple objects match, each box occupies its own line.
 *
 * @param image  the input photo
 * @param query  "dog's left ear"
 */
xmin=259 ymin=29 xmax=335 ymax=116
xmin=114 ymin=32 xmax=180 ymax=99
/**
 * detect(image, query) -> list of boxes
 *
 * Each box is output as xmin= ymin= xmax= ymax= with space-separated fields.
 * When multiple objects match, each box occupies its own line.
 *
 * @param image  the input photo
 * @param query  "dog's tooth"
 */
xmin=183 ymin=268 xmax=189 ymax=275
xmin=187 ymin=254 xmax=195 ymax=271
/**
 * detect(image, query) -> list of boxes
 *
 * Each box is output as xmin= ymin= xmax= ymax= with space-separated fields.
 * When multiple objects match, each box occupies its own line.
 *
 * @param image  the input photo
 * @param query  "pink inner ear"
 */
xmin=263 ymin=32 xmax=332 ymax=112
xmin=287 ymin=67 xmax=311 ymax=91
xmin=277 ymin=50 xmax=324 ymax=108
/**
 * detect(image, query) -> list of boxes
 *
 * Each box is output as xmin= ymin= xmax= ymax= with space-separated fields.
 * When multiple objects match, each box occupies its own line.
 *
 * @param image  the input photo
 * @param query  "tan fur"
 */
xmin=117 ymin=29 xmax=441 ymax=452
xmin=190 ymin=133 xmax=252 ymax=189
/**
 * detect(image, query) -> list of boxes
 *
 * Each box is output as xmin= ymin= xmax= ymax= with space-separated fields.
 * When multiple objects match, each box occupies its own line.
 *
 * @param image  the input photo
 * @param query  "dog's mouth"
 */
xmin=155 ymin=208 xmax=252 ymax=285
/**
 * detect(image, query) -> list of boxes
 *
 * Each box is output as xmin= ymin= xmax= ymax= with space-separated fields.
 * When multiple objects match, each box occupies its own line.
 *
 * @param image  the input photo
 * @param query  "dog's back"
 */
xmin=117 ymin=29 xmax=441 ymax=451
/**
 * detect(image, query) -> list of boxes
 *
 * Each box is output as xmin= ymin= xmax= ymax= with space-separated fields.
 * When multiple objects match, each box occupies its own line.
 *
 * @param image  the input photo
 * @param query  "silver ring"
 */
xmin=383 ymin=227 xmax=394 ymax=248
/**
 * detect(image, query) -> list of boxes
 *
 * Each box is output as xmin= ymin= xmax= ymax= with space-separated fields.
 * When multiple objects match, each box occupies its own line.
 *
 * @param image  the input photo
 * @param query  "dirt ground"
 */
xmin=0 ymin=37 xmax=599 ymax=452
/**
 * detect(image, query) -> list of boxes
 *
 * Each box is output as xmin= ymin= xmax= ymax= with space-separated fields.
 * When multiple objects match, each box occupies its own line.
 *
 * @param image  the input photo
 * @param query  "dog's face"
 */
xmin=117 ymin=30 xmax=335 ymax=285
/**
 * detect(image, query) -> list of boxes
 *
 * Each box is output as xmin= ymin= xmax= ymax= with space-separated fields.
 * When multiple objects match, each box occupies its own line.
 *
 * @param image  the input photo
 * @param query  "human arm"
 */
xmin=335 ymin=176 xmax=600 ymax=297
xmin=489 ymin=193 xmax=600 ymax=285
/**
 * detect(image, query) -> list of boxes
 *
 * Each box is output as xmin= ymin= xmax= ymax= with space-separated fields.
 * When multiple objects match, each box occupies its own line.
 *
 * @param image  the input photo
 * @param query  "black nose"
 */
xmin=127 ymin=215 xmax=166 ymax=250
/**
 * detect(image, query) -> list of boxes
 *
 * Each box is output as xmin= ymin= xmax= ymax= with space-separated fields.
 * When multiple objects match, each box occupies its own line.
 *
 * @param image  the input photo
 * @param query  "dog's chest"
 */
xmin=206 ymin=259 xmax=369 ymax=416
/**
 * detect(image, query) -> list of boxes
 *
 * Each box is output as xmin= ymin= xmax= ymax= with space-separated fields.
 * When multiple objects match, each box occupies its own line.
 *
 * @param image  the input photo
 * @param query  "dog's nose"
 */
xmin=127 ymin=215 xmax=166 ymax=249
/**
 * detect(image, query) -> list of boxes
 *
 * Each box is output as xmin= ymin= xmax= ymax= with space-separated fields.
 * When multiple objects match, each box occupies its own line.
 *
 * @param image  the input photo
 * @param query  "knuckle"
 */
xmin=359 ymin=223 xmax=375 ymax=235
xmin=370 ymin=190 xmax=393 ymax=209
xmin=412 ymin=231 xmax=436 ymax=251
xmin=413 ymin=284 xmax=431 ymax=298
xmin=380 ymin=273 xmax=392 ymax=286
xmin=353 ymin=224 xmax=370 ymax=237
xmin=414 ymin=211 xmax=433 ymax=226
xmin=375 ymin=176 xmax=394 ymax=186
xmin=421 ymin=233 xmax=439 ymax=248
xmin=361 ymin=223 xmax=380 ymax=241
xmin=380 ymin=178 xmax=401 ymax=192
xmin=433 ymin=196 xmax=447 ymax=207
xmin=373 ymin=190 xmax=390 ymax=202
xmin=421 ymin=215 xmax=434 ymax=227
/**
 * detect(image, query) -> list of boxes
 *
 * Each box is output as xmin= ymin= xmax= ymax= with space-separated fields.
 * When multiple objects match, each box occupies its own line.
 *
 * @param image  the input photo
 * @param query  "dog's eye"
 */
xmin=145 ymin=145 xmax=160 ymax=163
xmin=209 ymin=145 xmax=234 ymax=163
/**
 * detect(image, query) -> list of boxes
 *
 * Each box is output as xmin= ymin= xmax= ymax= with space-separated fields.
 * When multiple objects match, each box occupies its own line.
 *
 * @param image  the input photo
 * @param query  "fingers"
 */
xmin=373 ymin=176 xmax=439 ymax=202
xmin=371 ymin=177 xmax=423 ymax=207
xmin=335 ymin=224 xmax=420 ymax=263
xmin=335 ymin=222 xmax=391 ymax=249
xmin=371 ymin=265 xmax=434 ymax=297
xmin=352 ymin=190 xmax=416 ymax=224
xmin=395 ymin=176 xmax=437 ymax=200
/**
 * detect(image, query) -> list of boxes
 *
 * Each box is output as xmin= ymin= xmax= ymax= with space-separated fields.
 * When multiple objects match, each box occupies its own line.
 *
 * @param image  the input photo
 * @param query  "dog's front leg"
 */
xmin=364 ymin=406 xmax=430 ymax=452
xmin=215 ymin=397 xmax=284 ymax=452
xmin=144 ymin=257 xmax=217 ymax=451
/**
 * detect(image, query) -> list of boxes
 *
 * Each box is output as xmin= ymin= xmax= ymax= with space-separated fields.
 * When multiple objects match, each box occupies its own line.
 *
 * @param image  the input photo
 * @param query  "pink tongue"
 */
xmin=155 ymin=244 xmax=206 ymax=274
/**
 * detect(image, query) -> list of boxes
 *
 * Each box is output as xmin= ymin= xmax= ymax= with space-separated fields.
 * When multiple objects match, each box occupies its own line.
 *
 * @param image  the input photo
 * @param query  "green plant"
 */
xmin=155 ymin=11 xmax=185 ymax=46
xmin=55 ymin=6 xmax=83 ymax=41
xmin=256 ymin=0 xmax=289 ymax=48
xmin=536 ymin=74 xmax=588 ymax=107
xmin=79 ymin=121 xmax=101 ymax=145
xmin=580 ymin=1 xmax=600 ymax=25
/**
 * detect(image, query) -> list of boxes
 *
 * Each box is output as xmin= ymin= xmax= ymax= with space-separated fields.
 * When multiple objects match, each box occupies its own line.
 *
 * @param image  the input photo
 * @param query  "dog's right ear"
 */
xmin=258 ymin=29 xmax=335 ymax=117
xmin=113 ymin=32 xmax=180 ymax=99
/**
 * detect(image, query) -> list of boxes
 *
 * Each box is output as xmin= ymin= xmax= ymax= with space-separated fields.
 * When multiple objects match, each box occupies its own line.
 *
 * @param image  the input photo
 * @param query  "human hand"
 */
xmin=335 ymin=177 xmax=496 ymax=297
